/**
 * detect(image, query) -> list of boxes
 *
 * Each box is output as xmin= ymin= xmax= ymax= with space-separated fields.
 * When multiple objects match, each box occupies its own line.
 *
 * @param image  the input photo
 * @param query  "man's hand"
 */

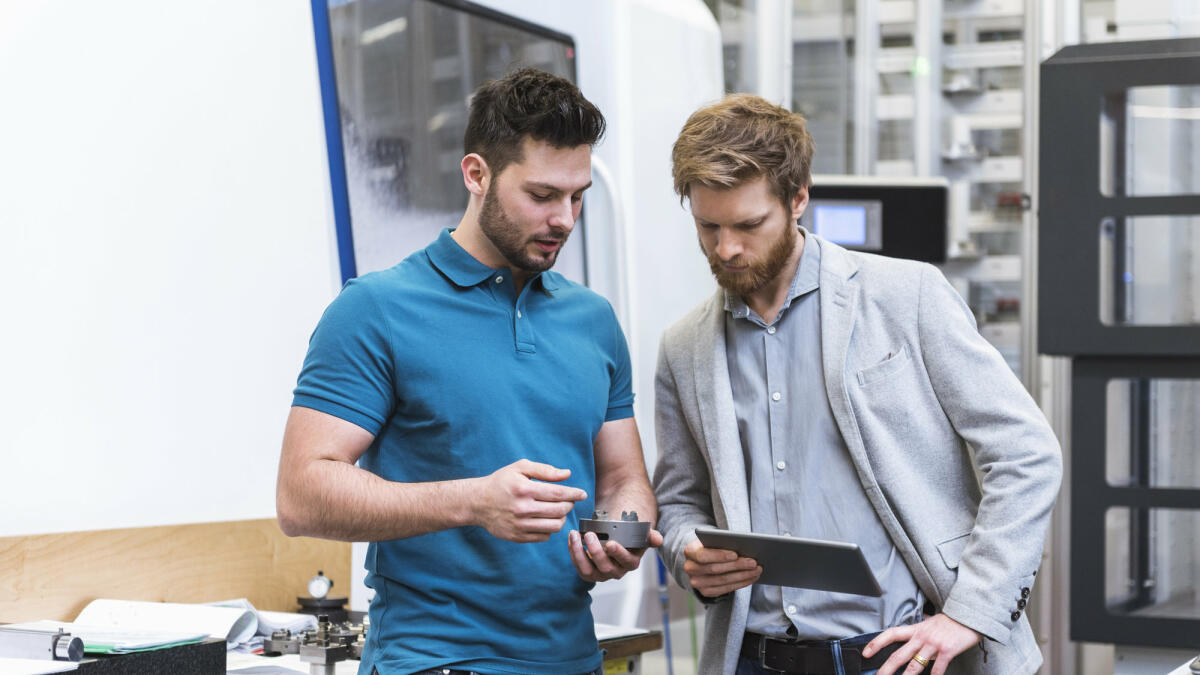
xmin=471 ymin=459 xmax=587 ymax=542
xmin=568 ymin=528 xmax=664 ymax=582
xmin=863 ymin=613 xmax=982 ymax=675
xmin=682 ymin=537 xmax=762 ymax=597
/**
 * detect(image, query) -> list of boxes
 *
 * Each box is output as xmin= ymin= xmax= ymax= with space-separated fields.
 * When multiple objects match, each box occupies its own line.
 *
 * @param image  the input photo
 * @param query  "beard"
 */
xmin=478 ymin=185 xmax=568 ymax=273
xmin=702 ymin=222 xmax=798 ymax=296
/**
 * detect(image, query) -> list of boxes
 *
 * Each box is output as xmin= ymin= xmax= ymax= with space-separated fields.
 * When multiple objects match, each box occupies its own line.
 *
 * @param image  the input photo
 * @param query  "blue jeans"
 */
xmin=409 ymin=669 xmax=604 ymax=675
xmin=736 ymin=630 xmax=881 ymax=675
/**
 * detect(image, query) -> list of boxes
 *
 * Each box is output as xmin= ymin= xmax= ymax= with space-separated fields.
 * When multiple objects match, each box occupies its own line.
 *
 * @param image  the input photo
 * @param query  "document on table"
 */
xmin=207 ymin=598 xmax=317 ymax=636
xmin=594 ymin=622 xmax=650 ymax=641
xmin=6 ymin=598 xmax=256 ymax=653
xmin=5 ymin=619 xmax=207 ymax=654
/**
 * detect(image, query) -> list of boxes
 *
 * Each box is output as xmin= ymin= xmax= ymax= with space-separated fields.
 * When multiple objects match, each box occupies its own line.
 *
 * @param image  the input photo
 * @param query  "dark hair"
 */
xmin=464 ymin=68 xmax=606 ymax=177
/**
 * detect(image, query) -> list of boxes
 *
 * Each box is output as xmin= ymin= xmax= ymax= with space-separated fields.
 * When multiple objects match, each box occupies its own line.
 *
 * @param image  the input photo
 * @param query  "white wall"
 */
xmin=0 ymin=1 xmax=339 ymax=536
xmin=1 ymin=0 xmax=721 ymax=637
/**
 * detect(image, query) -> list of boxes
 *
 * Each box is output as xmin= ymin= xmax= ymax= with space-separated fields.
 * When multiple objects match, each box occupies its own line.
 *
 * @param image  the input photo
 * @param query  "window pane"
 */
xmin=1100 ymin=86 xmax=1200 ymax=198
xmin=1099 ymin=215 xmax=1200 ymax=326
xmin=1105 ymin=507 xmax=1200 ymax=620
xmin=1105 ymin=379 xmax=1200 ymax=488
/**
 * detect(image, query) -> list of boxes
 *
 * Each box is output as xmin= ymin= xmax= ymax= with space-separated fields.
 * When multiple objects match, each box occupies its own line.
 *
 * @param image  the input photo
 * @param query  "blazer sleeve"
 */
xmin=917 ymin=264 xmax=1063 ymax=643
xmin=652 ymin=336 xmax=718 ymax=594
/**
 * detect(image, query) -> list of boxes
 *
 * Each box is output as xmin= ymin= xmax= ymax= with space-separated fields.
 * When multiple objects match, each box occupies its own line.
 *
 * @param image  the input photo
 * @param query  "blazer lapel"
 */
xmin=816 ymin=237 xmax=941 ymax=603
xmin=692 ymin=292 xmax=752 ymax=532
xmin=817 ymin=239 xmax=878 ymax=489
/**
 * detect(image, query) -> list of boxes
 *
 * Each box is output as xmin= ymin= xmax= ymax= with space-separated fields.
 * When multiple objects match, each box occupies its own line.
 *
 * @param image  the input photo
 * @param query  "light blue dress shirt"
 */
xmin=724 ymin=229 xmax=923 ymax=640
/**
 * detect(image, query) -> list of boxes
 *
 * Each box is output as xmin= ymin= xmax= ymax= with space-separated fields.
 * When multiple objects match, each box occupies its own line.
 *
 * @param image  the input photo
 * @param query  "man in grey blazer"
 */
xmin=652 ymin=94 xmax=1062 ymax=675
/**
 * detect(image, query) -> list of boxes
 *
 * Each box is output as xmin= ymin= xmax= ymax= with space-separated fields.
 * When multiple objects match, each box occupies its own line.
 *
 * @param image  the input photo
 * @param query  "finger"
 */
xmin=903 ymin=651 xmax=935 ymax=675
xmin=862 ymin=625 xmax=911 ymax=657
xmin=515 ymin=517 xmax=568 ymax=535
xmin=602 ymin=540 xmax=642 ymax=571
xmin=690 ymin=567 xmax=762 ymax=594
xmin=568 ymin=530 xmax=598 ymax=579
xmin=930 ymin=654 xmax=950 ymax=675
xmin=517 ymin=460 xmax=572 ymax=483
xmin=646 ymin=529 xmax=664 ymax=548
xmin=583 ymin=532 xmax=622 ymax=578
xmin=513 ymin=531 xmax=552 ymax=543
xmin=692 ymin=567 xmax=762 ymax=596
xmin=527 ymin=481 xmax=588 ymax=502
xmin=685 ymin=556 xmax=759 ymax=577
xmin=516 ymin=498 xmax=579 ymax=519
xmin=689 ymin=546 xmax=740 ymax=564
xmin=877 ymin=638 xmax=923 ymax=675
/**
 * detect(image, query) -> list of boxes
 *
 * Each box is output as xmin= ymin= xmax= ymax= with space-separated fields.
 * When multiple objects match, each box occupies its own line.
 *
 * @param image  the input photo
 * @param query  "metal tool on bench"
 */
xmin=0 ymin=626 xmax=84 ymax=661
xmin=264 ymin=614 xmax=366 ymax=674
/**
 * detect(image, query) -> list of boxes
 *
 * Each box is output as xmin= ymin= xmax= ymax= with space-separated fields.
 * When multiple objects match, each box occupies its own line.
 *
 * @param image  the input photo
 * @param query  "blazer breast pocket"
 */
xmin=855 ymin=345 xmax=912 ymax=387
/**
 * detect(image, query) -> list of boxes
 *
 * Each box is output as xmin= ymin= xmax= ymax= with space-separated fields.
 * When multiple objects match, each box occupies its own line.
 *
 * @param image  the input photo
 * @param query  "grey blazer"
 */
xmin=652 ymin=235 xmax=1062 ymax=675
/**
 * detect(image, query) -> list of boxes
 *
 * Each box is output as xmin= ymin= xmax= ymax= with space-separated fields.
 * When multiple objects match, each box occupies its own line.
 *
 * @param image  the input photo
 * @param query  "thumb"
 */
xmin=517 ymin=460 xmax=571 ymax=482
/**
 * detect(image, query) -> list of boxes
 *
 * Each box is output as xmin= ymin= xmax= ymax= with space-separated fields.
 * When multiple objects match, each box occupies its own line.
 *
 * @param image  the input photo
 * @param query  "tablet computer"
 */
xmin=694 ymin=527 xmax=883 ymax=597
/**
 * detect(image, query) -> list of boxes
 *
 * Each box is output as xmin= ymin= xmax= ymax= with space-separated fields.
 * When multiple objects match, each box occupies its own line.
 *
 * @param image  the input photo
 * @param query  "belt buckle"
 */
xmin=759 ymin=635 xmax=796 ymax=672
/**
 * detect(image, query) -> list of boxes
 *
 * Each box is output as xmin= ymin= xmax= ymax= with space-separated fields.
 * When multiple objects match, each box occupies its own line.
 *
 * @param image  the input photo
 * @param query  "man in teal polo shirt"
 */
xmin=275 ymin=68 xmax=661 ymax=675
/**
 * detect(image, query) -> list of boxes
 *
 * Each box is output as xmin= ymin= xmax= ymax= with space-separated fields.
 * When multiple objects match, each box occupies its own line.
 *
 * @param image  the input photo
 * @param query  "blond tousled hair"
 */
xmin=671 ymin=93 xmax=816 ymax=208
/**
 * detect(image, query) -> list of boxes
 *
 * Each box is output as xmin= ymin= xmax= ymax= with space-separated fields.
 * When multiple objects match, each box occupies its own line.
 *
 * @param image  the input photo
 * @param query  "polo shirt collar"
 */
xmin=427 ymin=228 xmax=557 ymax=293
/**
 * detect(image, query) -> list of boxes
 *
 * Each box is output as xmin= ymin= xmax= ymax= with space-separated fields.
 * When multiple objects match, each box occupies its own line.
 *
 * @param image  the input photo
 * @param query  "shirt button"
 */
xmin=495 ymin=276 xmax=503 ymax=283
xmin=771 ymin=392 xmax=782 ymax=402
xmin=517 ymin=310 xmax=522 ymax=318
xmin=786 ymin=605 xmax=797 ymax=615
xmin=776 ymin=461 xmax=786 ymax=471
xmin=767 ymin=326 xmax=776 ymax=335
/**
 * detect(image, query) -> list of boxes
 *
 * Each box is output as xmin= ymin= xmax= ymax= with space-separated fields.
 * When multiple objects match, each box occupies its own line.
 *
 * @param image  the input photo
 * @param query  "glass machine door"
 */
xmin=1041 ymin=38 xmax=1200 ymax=650
xmin=312 ymin=0 xmax=585 ymax=283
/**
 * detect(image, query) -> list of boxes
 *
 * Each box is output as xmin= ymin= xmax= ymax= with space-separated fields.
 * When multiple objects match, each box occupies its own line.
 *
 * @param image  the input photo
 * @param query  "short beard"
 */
xmin=702 ymin=222 xmax=797 ymax=296
xmin=478 ymin=183 xmax=566 ymax=273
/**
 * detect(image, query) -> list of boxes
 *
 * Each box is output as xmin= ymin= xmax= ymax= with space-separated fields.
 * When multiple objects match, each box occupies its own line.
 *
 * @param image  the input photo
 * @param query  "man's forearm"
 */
xmin=278 ymin=459 xmax=477 ymax=541
xmin=594 ymin=466 xmax=657 ymax=526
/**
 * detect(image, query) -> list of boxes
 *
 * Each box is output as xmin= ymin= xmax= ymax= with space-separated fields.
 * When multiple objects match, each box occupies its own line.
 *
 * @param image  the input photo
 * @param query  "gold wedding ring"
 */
xmin=912 ymin=654 xmax=931 ymax=667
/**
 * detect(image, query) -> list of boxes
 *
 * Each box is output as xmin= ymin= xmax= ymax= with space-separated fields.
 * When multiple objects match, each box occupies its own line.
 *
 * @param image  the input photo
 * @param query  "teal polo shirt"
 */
xmin=292 ymin=229 xmax=633 ymax=675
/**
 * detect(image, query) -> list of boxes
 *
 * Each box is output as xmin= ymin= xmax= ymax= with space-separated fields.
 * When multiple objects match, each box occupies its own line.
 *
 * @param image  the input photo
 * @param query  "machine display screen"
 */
xmin=814 ymin=204 xmax=868 ymax=245
xmin=803 ymin=198 xmax=883 ymax=251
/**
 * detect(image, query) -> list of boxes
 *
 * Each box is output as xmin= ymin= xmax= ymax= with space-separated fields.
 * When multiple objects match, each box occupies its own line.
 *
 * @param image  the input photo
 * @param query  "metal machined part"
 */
xmin=579 ymin=509 xmax=651 ymax=549
xmin=263 ymin=629 xmax=300 ymax=656
xmin=291 ymin=614 xmax=369 ymax=674
xmin=0 ymin=627 xmax=84 ymax=662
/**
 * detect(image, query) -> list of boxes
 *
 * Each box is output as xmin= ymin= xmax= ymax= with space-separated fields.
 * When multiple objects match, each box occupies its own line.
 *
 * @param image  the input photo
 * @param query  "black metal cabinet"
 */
xmin=1040 ymin=38 xmax=1200 ymax=356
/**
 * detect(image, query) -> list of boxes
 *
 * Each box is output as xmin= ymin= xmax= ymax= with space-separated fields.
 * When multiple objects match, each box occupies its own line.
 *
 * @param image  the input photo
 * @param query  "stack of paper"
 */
xmin=6 ymin=598 xmax=254 ymax=653
xmin=6 ymin=598 xmax=320 ymax=656
xmin=2 ymin=620 xmax=206 ymax=654
xmin=207 ymin=598 xmax=317 ymax=636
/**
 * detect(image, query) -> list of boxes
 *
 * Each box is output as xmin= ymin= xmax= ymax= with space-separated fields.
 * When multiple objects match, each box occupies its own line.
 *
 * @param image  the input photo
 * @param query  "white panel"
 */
xmin=877 ymin=95 xmax=915 ymax=120
xmin=0 ymin=1 xmax=337 ymax=536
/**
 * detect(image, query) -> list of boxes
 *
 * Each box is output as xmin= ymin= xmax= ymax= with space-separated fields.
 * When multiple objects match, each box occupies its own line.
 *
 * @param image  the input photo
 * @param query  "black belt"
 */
xmin=739 ymin=632 xmax=903 ymax=674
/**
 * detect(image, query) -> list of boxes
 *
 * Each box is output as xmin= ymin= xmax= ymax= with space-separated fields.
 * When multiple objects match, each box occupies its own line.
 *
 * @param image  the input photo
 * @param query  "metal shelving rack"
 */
xmin=708 ymin=0 xmax=1036 ymax=377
